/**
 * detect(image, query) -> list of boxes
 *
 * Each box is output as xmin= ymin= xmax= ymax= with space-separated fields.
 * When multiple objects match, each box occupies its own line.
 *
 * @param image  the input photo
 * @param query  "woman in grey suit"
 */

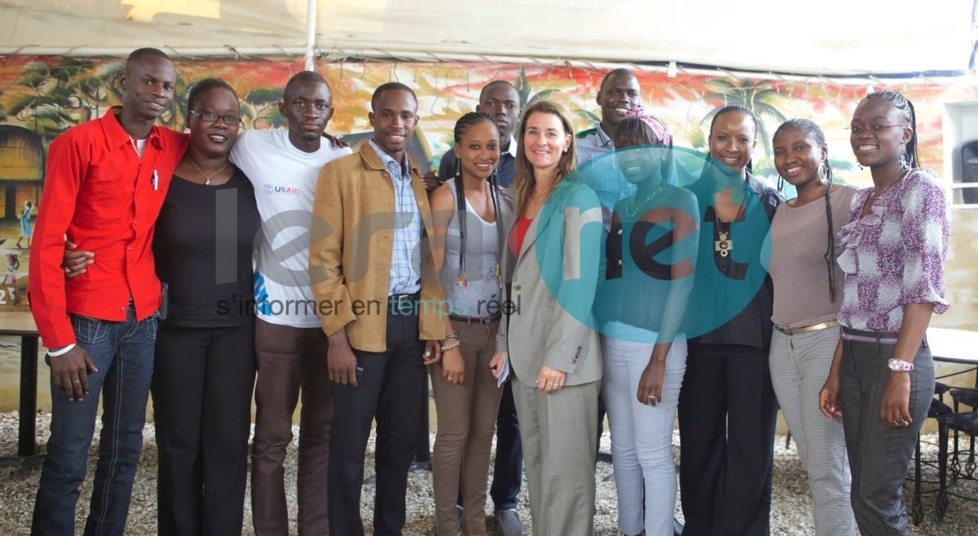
xmin=490 ymin=100 xmax=603 ymax=536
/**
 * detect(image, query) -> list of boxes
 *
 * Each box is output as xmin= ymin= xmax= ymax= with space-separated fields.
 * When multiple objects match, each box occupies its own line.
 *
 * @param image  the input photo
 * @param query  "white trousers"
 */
xmin=601 ymin=332 xmax=686 ymax=536
xmin=769 ymin=326 xmax=855 ymax=536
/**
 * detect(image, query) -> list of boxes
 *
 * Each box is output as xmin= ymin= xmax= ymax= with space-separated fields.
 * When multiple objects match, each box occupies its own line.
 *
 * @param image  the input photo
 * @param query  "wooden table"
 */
xmin=0 ymin=311 xmax=39 ymax=458
xmin=928 ymin=327 xmax=978 ymax=367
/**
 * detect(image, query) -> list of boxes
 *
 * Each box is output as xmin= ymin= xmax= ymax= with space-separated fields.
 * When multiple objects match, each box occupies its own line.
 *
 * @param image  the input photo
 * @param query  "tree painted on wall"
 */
xmin=700 ymin=78 xmax=788 ymax=175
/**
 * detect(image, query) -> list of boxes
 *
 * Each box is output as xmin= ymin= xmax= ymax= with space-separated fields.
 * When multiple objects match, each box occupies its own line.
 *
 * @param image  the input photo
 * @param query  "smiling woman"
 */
xmin=428 ymin=111 xmax=513 ymax=536
xmin=150 ymin=78 xmax=261 ymax=536
xmin=679 ymin=103 xmax=784 ymax=535
xmin=596 ymin=108 xmax=699 ymax=536
xmin=819 ymin=90 xmax=950 ymax=536
xmin=491 ymin=100 xmax=603 ymax=536
xmin=768 ymin=118 xmax=857 ymax=535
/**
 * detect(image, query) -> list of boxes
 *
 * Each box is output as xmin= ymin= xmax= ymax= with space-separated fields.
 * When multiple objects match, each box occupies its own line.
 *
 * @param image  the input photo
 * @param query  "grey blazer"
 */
xmin=496 ymin=178 xmax=603 ymax=387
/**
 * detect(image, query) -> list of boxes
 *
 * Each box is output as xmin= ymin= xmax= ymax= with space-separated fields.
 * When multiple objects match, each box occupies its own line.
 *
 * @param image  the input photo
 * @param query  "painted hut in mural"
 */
xmin=0 ymin=125 xmax=42 ymax=221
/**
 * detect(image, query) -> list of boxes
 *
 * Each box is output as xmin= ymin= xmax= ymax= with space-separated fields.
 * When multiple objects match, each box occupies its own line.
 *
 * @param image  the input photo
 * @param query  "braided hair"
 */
xmin=709 ymin=104 xmax=759 ymax=174
xmin=451 ymin=112 xmax=505 ymax=287
xmin=773 ymin=119 xmax=838 ymax=302
xmin=862 ymin=90 xmax=920 ymax=170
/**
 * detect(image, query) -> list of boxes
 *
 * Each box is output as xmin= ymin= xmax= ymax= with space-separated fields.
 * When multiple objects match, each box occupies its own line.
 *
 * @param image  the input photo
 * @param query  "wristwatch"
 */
xmin=888 ymin=358 xmax=915 ymax=372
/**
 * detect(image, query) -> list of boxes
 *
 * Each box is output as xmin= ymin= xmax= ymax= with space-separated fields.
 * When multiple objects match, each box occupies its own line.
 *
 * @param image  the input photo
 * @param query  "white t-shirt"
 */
xmin=231 ymin=129 xmax=352 ymax=328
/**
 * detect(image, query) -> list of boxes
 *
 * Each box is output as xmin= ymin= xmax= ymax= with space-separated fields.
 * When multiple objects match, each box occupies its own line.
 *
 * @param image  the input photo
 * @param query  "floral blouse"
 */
xmin=837 ymin=168 xmax=950 ymax=332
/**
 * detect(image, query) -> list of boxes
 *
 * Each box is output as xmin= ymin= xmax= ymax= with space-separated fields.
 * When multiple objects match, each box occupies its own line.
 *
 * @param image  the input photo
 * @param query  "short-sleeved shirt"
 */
xmin=154 ymin=169 xmax=261 ymax=327
xmin=769 ymin=185 xmax=857 ymax=327
xmin=837 ymin=168 xmax=950 ymax=332
xmin=230 ymin=128 xmax=351 ymax=329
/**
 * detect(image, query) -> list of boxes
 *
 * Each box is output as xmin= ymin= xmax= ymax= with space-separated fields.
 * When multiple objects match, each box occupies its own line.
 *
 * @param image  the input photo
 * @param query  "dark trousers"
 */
xmin=840 ymin=336 xmax=934 ymax=535
xmin=490 ymin=379 xmax=523 ymax=510
xmin=153 ymin=322 xmax=256 ymax=536
xmin=328 ymin=305 xmax=427 ymax=536
xmin=678 ymin=343 xmax=777 ymax=536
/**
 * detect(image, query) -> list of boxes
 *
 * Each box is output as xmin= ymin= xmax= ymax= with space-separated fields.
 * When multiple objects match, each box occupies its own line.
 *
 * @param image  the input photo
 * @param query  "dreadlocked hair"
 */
xmin=514 ymin=100 xmax=577 ymax=216
xmin=451 ymin=112 xmax=505 ymax=287
xmin=862 ymin=90 xmax=920 ymax=169
xmin=709 ymin=104 xmax=759 ymax=175
xmin=774 ymin=119 xmax=838 ymax=303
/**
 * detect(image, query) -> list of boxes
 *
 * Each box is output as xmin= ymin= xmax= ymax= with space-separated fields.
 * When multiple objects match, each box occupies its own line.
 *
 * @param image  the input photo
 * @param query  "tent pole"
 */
xmin=305 ymin=0 xmax=317 ymax=71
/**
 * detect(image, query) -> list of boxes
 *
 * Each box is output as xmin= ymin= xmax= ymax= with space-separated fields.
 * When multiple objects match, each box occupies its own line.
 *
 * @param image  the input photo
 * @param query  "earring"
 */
xmin=563 ymin=148 xmax=569 ymax=154
xmin=898 ymin=147 xmax=910 ymax=171
xmin=776 ymin=175 xmax=784 ymax=192
xmin=454 ymin=160 xmax=461 ymax=179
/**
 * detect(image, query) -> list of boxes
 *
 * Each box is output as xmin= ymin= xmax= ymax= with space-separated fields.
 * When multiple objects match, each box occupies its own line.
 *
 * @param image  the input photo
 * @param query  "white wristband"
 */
xmin=47 ymin=343 xmax=77 ymax=357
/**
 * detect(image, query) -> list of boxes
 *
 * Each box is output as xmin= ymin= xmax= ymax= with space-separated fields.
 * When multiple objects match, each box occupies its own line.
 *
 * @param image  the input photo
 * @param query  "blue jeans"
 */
xmin=32 ymin=306 xmax=157 ymax=536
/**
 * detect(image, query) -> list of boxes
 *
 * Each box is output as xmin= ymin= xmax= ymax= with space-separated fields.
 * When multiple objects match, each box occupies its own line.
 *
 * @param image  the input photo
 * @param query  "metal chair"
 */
xmin=934 ymin=388 xmax=978 ymax=521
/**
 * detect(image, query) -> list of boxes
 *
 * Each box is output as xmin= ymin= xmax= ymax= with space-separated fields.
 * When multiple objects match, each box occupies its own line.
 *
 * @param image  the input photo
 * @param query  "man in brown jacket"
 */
xmin=309 ymin=81 xmax=446 ymax=536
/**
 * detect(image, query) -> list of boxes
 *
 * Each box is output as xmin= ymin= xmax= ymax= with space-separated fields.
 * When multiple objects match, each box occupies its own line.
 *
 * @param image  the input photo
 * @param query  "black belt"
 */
xmin=450 ymin=314 xmax=501 ymax=325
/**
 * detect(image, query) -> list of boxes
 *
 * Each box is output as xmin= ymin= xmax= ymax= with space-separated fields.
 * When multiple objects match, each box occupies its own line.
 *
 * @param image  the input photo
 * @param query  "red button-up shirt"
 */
xmin=29 ymin=107 xmax=188 ymax=348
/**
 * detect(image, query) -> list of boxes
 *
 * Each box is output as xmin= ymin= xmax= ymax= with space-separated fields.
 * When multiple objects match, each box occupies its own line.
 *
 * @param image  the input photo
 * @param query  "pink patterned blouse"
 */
xmin=837 ymin=168 xmax=950 ymax=332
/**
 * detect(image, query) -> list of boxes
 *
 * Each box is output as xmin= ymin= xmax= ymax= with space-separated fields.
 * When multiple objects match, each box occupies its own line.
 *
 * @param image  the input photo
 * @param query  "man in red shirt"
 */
xmin=28 ymin=47 xmax=188 ymax=535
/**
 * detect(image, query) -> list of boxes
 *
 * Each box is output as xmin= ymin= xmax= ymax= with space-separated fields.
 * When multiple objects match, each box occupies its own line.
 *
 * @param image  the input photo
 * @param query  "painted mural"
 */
xmin=1 ymin=55 xmax=977 ymax=326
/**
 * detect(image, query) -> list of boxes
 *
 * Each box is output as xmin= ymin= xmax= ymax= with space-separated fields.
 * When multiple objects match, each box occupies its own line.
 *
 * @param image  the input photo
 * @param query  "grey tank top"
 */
xmin=441 ymin=179 xmax=507 ymax=319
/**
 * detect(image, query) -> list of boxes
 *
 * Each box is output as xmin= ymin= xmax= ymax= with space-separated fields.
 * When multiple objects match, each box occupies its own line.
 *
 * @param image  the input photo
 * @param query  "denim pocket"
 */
xmin=71 ymin=315 xmax=109 ymax=345
xmin=144 ymin=315 xmax=158 ymax=341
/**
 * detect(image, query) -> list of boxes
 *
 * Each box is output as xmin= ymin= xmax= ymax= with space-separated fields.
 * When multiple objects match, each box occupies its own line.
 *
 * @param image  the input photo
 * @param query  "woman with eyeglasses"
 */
xmin=149 ymin=78 xmax=261 ymax=536
xmin=68 ymin=78 xmax=261 ymax=534
xmin=819 ymin=90 xmax=949 ymax=535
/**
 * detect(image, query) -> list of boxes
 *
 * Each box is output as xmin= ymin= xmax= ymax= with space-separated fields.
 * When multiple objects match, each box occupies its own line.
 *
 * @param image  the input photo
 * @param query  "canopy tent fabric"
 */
xmin=0 ymin=0 xmax=974 ymax=77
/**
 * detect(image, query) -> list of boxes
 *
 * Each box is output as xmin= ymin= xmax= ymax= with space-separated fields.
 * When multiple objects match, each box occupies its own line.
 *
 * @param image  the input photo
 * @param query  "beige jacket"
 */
xmin=496 ymin=178 xmax=604 ymax=386
xmin=310 ymin=143 xmax=446 ymax=352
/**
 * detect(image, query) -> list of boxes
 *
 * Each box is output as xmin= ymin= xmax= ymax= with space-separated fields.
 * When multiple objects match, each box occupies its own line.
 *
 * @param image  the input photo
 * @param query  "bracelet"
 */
xmin=442 ymin=332 xmax=458 ymax=342
xmin=441 ymin=340 xmax=461 ymax=352
xmin=47 ymin=343 xmax=76 ymax=357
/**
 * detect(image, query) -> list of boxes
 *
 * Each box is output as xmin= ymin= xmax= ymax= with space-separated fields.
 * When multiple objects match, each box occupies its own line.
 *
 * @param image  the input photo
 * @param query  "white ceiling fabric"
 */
xmin=0 ymin=0 xmax=973 ymax=76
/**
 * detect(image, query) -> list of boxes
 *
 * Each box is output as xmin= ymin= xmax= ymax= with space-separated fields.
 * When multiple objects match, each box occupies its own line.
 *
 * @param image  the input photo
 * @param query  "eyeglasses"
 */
xmin=189 ymin=110 xmax=241 ymax=125
xmin=846 ymin=123 xmax=907 ymax=135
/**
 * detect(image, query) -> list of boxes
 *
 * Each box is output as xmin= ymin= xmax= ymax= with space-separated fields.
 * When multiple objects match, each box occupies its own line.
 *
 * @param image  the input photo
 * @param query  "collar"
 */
xmin=594 ymin=125 xmax=614 ymax=148
xmin=368 ymin=138 xmax=408 ymax=177
xmin=101 ymin=106 xmax=164 ymax=153
xmin=502 ymin=136 xmax=519 ymax=158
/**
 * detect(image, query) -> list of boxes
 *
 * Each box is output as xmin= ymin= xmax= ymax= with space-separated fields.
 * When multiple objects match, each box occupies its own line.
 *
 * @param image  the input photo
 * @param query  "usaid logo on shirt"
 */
xmin=263 ymin=183 xmax=301 ymax=196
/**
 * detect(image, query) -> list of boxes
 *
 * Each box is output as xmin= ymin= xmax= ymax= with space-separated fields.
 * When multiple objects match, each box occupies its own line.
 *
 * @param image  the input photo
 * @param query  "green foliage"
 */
xmin=242 ymin=87 xmax=285 ymax=129
xmin=688 ymin=127 xmax=707 ymax=150
xmin=701 ymin=78 xmax=787 ymax=158
xmin=575 ymin=109 xmax=600 ymax=129
xmin=515 ymin=68 xmax=560 ymax=108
